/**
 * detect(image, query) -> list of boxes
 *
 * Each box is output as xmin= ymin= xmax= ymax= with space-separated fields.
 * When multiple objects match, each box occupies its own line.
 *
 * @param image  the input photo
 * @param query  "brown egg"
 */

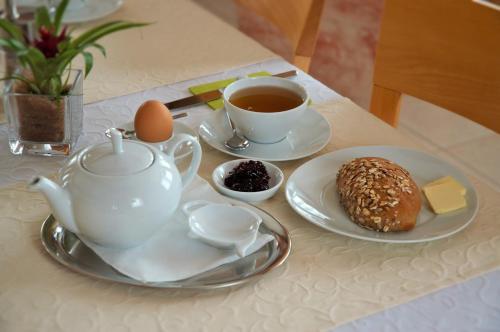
xmin=134 ymin=100 xmax=174 ymax=142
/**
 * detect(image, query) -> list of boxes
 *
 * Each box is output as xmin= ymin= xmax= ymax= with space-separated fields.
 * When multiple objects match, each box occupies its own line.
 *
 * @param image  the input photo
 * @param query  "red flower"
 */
xmin=33 ymin=26 xmax=68 ymax=58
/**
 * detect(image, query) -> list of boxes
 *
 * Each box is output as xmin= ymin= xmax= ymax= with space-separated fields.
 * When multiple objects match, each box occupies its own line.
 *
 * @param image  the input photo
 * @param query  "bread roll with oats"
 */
xmin=336 ymin=157 xmax=421 ymax=232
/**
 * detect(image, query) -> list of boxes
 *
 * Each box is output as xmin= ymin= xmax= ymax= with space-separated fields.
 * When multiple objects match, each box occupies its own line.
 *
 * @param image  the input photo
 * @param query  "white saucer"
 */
xmin=121 ymin=121 xmax=197 ymax=160
xmin=63 ymin=0 xmax=123 ymax=23
xmin=198 ymin=108 xmax=331 ymax=161
xmin=286 ymin=146 xmax=479 ymax=243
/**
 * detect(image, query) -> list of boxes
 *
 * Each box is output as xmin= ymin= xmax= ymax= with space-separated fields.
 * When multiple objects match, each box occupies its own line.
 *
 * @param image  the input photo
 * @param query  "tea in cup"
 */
xmin=223 ymin=77 xmax=309 ymax=144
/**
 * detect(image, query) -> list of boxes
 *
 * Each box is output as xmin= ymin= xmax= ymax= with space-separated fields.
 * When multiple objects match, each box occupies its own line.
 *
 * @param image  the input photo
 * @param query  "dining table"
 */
xmin=0 ymin=0 xmax=499 ymax=331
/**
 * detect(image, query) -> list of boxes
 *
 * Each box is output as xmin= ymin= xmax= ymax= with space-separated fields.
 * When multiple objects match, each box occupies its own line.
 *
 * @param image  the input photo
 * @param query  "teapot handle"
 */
xmin=165 ymin=133 xmax=202 ymax=189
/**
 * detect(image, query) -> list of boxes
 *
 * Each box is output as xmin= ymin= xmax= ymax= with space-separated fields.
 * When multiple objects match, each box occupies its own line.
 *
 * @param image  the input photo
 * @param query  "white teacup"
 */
xmin=223 ymin=77 xmax=309 ymax=144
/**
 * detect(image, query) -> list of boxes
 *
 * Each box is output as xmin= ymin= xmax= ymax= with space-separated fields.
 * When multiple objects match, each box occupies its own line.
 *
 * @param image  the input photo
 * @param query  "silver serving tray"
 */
xmin=40 ymin=203 xmax=291 ymax=289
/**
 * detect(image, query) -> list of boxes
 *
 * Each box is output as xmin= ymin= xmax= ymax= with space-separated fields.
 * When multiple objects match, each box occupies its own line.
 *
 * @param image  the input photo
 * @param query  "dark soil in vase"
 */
xmin=14 ymin=83 xmax=66 ymax=143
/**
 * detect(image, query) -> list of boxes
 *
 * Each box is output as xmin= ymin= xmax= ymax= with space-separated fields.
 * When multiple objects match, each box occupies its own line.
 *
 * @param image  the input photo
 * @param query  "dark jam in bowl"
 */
xmin=224 ymin=160 xmax=270 ymax=192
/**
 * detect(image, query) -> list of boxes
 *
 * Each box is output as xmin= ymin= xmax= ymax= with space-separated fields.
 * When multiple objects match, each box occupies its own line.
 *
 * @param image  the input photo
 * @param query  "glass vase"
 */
xmin=4 ymin=69 xmax=83 ymax=156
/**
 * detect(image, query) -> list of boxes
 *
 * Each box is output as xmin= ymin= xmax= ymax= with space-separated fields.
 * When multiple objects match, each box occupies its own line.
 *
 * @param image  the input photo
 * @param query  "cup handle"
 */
xmin=165 ymin=133 xmax=202 ymax=189
xmin=181 ymin=200 xmax=212 ymax=216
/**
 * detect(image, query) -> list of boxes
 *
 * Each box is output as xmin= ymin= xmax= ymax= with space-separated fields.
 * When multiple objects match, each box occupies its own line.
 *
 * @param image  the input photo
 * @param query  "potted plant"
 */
xmin=0 ymin=0 xmax=147 ymax=155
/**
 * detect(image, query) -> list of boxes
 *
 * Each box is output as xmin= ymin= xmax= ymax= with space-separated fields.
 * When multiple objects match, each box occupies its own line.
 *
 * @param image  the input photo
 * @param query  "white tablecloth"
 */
xmin=333 ymin=269 xmax=500 ymax=332
xmin=1 ymin=59 xmax=499 ymax=331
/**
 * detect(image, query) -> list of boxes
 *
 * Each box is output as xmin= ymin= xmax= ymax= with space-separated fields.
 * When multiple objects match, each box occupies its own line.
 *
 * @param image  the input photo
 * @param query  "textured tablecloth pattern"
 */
xmin=1 ymin=96 xmax=499 ymax=331
xmin=73 ymin=0 xmax=276 ymax=104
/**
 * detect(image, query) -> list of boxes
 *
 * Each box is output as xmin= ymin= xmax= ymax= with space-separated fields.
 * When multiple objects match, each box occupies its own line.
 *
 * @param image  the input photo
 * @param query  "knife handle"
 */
xmin=273 ymin=70 xmax=298 ymax=78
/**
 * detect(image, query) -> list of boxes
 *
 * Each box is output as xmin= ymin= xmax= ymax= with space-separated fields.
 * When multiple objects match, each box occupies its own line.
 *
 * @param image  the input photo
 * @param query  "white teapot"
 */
xmin=30 ymin=129 xmax=202 ymax=248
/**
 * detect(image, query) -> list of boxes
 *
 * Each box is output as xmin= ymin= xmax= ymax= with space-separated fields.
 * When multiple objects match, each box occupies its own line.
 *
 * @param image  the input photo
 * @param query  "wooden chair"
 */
xmin=370 ymin=0 xmax=500 ymax=133
xmin=235 ymin=0 xmax=325 ymax=72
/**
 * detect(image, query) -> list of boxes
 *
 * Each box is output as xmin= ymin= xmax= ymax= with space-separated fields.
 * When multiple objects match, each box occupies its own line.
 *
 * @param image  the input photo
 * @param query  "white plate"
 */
xmin=286 ymin=146 xmax=479 ymax=243
xmin=63 ymin=0 xmax=123 ymax=23
xmin=121 ymin=121 xmax=197 ymax=161
xmin=198 ymin=108 xmax=331 ymax=161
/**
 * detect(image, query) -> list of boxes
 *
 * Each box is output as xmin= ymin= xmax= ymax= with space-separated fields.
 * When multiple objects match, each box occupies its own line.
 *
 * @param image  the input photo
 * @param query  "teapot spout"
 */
xmin=29 ymin=176 xmax=78 ymax=233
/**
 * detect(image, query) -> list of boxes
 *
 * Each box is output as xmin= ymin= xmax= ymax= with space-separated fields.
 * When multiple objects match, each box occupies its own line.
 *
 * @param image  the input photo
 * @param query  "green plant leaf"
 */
xmin=71 ymin=21 xmax=150 ymax=49
xmin=8 ymin=38 xmax=27 ymax=51
xmin=0 ymin=74 xmax=41 ymax=94
xmin=19 ymin=47 xmax=49 ymax=85
xmin=0 ymin=19 xmax=25 ymax=40
xmin=57 ymin=39 xmax=70 ymax=53
xmin=89 ymin=43 xmax=106 ymax=57
xmin=67 ymin=25 xmax=78 ymax=36
xmin=48 ymin=76 xmax=62 ymax=96
xmin=54 ymin=0 xmax=70 ymax=33
xmin=53 ymin=48 xmax=80 ymax=74
xmin=0 ymin=38 xmax=28 ymax=52
xmin=62 ymin=62 xmax=72 ymax=88
xmin=35 ymin=6 xmax=53 ymax=30
xmin=26 ymin=47 xmax=47 ymax=66
xmin=82 ymin=51 xmax=93 ymax=77
xmin=70 ymin=21 xmax=123 ymax=46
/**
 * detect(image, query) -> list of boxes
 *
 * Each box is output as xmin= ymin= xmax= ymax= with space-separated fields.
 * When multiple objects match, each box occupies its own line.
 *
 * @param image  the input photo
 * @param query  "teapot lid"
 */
xmin=81 ymin=129 xmax=154 ymax=176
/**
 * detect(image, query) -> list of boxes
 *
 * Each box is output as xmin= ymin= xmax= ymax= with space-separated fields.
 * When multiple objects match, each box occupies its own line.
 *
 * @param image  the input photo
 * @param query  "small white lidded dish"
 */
xmin=182 ymin=200 xmax=262 ymax=257
xmin=212 ymin=159 xmax=284 ymax=202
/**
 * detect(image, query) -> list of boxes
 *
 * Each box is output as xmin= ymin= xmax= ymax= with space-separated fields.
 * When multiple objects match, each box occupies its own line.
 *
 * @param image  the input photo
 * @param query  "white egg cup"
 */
xmin=212 ymin=159 xmax=284 ymax=202
xmin=182 ymin=200 xmax=262 ymax=257
xmin=116 ymin=121 xmax=197 ymax=161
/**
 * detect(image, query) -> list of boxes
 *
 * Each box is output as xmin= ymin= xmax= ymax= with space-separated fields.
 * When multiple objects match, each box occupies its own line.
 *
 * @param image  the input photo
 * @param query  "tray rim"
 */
xmin=40 ymin=201 xmax=291 ymax=289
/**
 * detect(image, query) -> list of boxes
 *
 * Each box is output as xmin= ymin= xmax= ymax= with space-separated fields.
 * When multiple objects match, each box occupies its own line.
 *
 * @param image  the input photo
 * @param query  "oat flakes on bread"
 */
xmin=336 ymin=157 xmax=421 ymax=232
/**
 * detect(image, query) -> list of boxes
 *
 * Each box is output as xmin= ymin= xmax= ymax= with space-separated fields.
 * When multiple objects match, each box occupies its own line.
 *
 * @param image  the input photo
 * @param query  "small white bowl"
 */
xmin=212 ymin=159 xmax=284 ymax=202
xmin=182 ymin=200 xmax=262 ymax=257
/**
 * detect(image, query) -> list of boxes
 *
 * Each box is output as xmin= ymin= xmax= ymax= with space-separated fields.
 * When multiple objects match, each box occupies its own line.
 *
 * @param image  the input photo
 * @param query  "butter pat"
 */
xmin=424 ymin=176 xmax=466 ymax=195
xmin=423 ymin=181 xmax=467 ymax=214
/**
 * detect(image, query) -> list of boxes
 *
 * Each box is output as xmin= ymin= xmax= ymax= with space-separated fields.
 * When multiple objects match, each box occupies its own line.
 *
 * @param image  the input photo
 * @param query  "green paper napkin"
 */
xmin=188 ymin=71 xmax=271 ymax=110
